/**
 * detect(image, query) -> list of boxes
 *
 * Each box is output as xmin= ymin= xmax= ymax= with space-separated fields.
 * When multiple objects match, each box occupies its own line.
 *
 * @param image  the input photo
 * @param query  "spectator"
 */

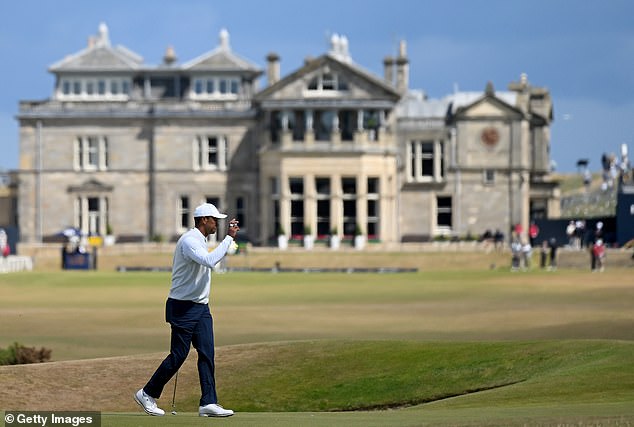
xmin=566 ymin=221 xmax=576 ymax=248
xmin=592 ymin=239 xmax=606 ymax=272
xmin=618 ymin=143 xmax=630 ymax=185
xmin=528 ymin=222 xmax=539 ymax=246
xmin=481 ymin=229 xmax=493 ymax=252
xmin=548 ymin=238 xmax=558 ymax=271
xmin=513 ymin=223 xmax=524 ymax=239
xmin=494 ymin=229 xmax=504 ymax=251
xmin=575 ymin=220 xmax=586 ymax=249
xmin=521 ymin=239 xmax=532 ymax=271
xmin=595 ymin=221 xmax=604 ymax=241
xmin=601 ymin=153 xmax=615 ymax=190
xmin=583 ymin=168 xmax=592 ymax=191
xmin=0 ymin=228 xmax=9 ymax=257
xmin=540 ymin=240 xmax=549 ymax=269
xmin=510 ymin=238 xmax=522 ymax=272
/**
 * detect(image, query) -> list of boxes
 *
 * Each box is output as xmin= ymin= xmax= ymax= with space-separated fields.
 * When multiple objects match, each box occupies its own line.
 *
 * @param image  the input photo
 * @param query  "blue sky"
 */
xmin=1 ymin=0 xmax=633 ymax=172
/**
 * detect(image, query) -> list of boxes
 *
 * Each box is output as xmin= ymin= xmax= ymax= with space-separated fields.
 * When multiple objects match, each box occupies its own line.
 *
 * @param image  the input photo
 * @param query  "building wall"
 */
xmin=452 ymin=106 xmax=531 ymax=236
xmin=152 ymin=118 xmax=255 ymax=239
xmin=453 ymin=170 xmax=512 ymax=236
xmin=258 ymin=149 xmax=398 ymax=243
xmin=398 ymin=189 xmax=435 ymax=240
xmin=18 ymin=118 xmax=151 ymax=241
xmin=16 ymin=34 xmax=558 ymax=247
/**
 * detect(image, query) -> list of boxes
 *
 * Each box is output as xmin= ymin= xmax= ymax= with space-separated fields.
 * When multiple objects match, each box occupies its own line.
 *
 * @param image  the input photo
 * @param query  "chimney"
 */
xmin=383 ymin=56 xmax=395 ymax=86
xmin=395 ymin=40 xmax=409 ymax=93
xmin=329 ymin=33 xmax=341 ymax=56
xmin=508 ymin=73 xmax=531 ymax=113
xmin=96 ymin=22 xmax=110 ymax=47
xmin=266 ymin=52 xmax=280 ymax=86
xmin=219 ymin=28 xmax=230 ymax=50
xmin=163 ymin=45 xmax=177 ymax=66
xmin=328 ymin=33 xmax=351 ymax=62
xmin=485 ymin=81 xmax=495 ymax=96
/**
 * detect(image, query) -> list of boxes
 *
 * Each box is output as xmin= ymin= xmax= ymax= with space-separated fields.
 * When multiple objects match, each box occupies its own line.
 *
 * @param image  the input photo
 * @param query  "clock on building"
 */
xmin=481 ymin=127 xmax=499 ymax=147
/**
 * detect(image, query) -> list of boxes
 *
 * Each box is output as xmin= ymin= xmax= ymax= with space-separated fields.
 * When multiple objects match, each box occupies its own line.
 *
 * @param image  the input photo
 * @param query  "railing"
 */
xmin=19 ymin=99 xmax=254 ymax=115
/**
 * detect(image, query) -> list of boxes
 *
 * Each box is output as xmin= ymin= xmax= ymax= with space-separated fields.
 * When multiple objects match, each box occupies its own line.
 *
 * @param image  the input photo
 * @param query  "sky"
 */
xmin=1 ymin=0 xmax=633 ymax=173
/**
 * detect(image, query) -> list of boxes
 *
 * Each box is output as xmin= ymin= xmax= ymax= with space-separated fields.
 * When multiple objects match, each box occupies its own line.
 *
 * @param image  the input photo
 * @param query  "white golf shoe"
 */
xmin=134 ymin=388 xmax=165 ymax=416
xmin=199 ymin=403 xmax=234 ymax=417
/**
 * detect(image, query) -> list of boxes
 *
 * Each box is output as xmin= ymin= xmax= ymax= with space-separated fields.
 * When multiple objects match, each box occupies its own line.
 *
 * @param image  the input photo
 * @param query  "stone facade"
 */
xmin=16 ymin=24 xmax=559 ymax=247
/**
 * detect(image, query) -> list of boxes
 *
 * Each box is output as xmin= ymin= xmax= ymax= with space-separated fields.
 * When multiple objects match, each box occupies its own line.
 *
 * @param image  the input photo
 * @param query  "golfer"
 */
xmin=135 ymin=203 xmax=239 ymax=417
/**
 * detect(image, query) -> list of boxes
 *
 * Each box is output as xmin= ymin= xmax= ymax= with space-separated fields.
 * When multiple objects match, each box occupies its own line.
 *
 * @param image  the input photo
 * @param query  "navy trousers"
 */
xmin=144 ymin=298 xmax=218 ymax=406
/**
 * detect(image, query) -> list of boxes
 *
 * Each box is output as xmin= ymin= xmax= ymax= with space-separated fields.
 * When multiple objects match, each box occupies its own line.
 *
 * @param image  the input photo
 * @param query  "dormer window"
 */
xmin=191 ymin=76 xmax=240 ymax=99
xmin=307 ymin=72 xmax=348 ymax=93
xmin=57 ymin=77 xmax=131 ymax=101
xmin=322 ymin=73 xmax=335 ymax=90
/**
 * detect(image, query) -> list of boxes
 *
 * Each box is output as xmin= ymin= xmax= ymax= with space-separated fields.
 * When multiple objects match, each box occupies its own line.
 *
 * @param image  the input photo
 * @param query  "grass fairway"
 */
xmin=2 ymin=341 xmax=633 ymax=426
xmin=1 ymin=265 xmax=633 ymax=425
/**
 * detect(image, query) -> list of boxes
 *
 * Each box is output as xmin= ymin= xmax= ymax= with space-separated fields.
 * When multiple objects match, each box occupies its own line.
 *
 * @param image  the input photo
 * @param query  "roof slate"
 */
xmin=396 ymin=90 xmax=518 ymax=118
xmin=49 ymin=45 xmax=143 ymax=72
xmin=183 ymin=46 xmax=261 ymax=72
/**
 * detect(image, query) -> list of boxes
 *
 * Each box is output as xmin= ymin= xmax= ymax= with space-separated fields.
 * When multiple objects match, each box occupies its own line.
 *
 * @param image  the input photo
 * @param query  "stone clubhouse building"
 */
xmin=16 ymin=23 xmax=559 ymax=247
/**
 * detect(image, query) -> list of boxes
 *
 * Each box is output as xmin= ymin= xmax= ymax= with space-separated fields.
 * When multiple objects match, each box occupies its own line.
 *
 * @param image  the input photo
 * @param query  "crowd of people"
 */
xmin=501 ymin=144 xmax=631 ymax=272
xmin=509 ymin=234 xmax=559 ymax=272
xmin=503 ymin=218 xmax=609 ymax=273
xmin=600 ymin=145 xmax=631 ymax=191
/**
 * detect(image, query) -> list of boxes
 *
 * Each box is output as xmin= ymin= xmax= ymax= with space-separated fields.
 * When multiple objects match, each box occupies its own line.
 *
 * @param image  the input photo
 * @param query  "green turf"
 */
xmin=208 ymin=340 xmax=634 ymax=412
xmin=99 ymin=403 xmax=634 ymax=427
xmin=1 ymin=267 xmax=633 ymax=425
xmin=6 ymin=401 xmax=634 ymax=427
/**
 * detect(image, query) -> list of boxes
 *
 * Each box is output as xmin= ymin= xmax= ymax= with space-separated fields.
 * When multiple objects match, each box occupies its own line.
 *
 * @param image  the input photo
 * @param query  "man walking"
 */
xmin=135 ymin=203 xmax=239 ymax=417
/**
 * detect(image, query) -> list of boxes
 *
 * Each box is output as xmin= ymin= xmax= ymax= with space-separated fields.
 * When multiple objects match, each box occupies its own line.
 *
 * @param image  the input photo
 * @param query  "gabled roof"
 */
xmin=452 ymin=88 xmax=523 ymax=119
xmin=255 ymin=53 xmax=400 ymax=102
xmin=183 ymin=47 xmax=261 ymax=72
xmin=49 ymin=45 xmax=144 ymax=72
xmin=49 ymin=23 xmax=143 ymax=72
xmin=182 ymin=29 xmax=261 ymax=75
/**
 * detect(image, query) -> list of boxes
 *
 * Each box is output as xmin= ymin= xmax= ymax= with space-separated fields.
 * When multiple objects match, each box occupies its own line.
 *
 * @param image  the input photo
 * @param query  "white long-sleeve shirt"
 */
xmin=168 ymin=228 xmax=233 ymax=304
